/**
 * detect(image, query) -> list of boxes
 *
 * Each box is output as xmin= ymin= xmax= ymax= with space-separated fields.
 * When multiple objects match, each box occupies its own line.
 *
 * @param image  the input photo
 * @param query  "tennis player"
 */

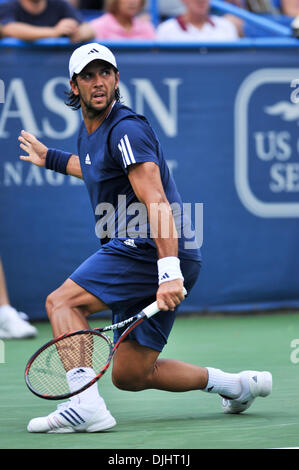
xmin=19 ymin=43 xmax=272 ymax=433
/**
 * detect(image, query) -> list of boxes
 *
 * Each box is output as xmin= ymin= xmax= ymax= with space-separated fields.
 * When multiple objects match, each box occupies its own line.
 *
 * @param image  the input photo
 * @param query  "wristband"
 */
xmin=45 ymin=148 xmax=72 ymax=175
xmin=157 ymin=256 xmax=184 ymax=285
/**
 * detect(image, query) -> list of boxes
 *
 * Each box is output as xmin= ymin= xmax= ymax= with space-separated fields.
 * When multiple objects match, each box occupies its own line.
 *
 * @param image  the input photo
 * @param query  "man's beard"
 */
xmin=79 ymin=89 xmax=115 ymax=118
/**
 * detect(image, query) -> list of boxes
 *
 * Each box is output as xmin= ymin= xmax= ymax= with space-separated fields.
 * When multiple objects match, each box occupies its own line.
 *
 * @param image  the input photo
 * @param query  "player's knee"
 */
xmin=45 ymin=289 xmax=72 ymax=320
xmin=111 ymin=367 xmax=149 ymax=392
xmin=112 ymin=374 xmax=145 ymax=392
xmin=45 ymin=291 xmax=56 ymax=319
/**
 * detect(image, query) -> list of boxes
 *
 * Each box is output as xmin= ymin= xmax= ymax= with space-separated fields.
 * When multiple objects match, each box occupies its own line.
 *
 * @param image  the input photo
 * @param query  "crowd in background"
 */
xmin=0 ymin=0 xmax=298 ymax=43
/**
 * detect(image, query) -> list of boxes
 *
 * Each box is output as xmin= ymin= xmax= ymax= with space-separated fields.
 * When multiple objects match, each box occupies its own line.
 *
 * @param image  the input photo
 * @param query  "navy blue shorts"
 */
xmin=70 ymin=239 xmax=201 ymax=352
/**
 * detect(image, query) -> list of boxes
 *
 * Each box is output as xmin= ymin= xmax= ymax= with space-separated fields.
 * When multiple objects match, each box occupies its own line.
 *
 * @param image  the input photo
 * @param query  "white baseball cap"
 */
xmin=69 ymin=43 xmax=118 ymax=79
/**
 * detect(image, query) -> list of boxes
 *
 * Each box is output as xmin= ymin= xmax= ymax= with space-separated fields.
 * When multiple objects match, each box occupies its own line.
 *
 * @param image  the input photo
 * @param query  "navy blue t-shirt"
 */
xmin=77 ymin=102 xmax=202 ymax=262
xmin=0 ymin=0 xmax=83 ymax=26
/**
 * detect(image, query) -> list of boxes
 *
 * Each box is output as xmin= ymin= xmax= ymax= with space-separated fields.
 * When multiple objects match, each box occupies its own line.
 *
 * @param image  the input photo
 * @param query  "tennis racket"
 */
xmin=25 ymin=288 xmax=187 ymax=400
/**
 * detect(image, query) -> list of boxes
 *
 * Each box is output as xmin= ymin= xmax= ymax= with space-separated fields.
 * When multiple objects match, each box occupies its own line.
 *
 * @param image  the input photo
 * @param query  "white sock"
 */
xmin=66 ymin=367 xmax=103 ymax=405
xmin=203 ymin=367 xmax=242 ymax=398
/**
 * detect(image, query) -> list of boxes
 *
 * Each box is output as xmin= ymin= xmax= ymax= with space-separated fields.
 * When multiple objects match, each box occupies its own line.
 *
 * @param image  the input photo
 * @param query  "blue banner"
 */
xmin=1 ymin=45 xmax=299 ymax=319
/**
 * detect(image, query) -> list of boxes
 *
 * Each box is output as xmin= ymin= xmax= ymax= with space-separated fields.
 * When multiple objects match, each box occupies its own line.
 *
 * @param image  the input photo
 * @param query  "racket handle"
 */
xmin=143 ymin=287 xmax=187 ymax=319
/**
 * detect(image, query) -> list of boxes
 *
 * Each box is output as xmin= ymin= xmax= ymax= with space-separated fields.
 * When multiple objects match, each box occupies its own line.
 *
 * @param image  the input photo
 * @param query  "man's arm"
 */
xmin=281 ymin=0 xmax=299 ymax=16
xmin=128 ymin=161 xmax=184 ymax=311
xmin=2 ymin=18 xmax=87 ymax=42
xmin=18 ymin=130 xmax=83 ymax=179
xmin=129 ymin=162 xmax=178 ymax=257
xmin=69 ymin=22 xmax=95 ymax=42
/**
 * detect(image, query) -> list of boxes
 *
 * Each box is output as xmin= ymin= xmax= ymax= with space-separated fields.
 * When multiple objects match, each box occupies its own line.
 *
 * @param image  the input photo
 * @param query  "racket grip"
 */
xmin=143 ymin=287 xmax=187 ymax=318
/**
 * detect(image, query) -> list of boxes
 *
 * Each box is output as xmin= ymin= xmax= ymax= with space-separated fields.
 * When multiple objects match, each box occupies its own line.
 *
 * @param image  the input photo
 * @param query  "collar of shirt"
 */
xmin=176 ymin=14 xmax=215 ymax=31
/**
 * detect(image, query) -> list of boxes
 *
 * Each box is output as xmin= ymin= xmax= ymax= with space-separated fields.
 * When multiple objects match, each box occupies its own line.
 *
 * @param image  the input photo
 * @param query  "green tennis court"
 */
xmin=1 ymin=311 xmax=299 ymax=450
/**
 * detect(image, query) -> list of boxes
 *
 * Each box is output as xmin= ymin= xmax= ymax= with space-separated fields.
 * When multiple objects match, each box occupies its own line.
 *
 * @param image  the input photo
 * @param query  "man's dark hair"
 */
xmin=65 ymin=67 xmax=121 ymax=111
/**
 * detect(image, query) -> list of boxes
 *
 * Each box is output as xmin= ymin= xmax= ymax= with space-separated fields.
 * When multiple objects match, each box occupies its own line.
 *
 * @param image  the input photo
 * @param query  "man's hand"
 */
xmin=156 ymin=279 xmax=185 ymax=311
xmin=54 ymin=18 xmax=80 ymax=38
xmin=18 ymin=130 xmax=48 ymax=167
xmin=69 ymin=22 xmax=95 ymax=43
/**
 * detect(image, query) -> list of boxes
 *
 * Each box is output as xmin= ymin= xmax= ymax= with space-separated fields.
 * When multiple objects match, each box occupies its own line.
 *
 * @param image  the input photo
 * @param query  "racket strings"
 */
xmin=26 ymin=331 xmax=112 ymax=397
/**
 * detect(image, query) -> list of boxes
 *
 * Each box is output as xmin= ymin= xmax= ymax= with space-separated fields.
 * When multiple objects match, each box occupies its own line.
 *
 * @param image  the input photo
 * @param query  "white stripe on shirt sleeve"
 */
xmin=118 ymin=143 xmax=128 ymax=168
xmin=124 ymin=134 xmax=136 ymax=164
xmin=120 ymin=138 xmax=131 ymax=166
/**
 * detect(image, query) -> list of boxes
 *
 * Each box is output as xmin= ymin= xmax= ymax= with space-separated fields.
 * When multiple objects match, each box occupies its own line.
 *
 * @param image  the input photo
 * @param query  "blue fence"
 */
xmin=1 ymin=36 xmax=299 ymax=319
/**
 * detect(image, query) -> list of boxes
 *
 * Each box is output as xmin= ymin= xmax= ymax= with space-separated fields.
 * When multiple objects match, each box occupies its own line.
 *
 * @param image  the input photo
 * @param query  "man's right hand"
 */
xmin=18 ymin=130 xmax=48 ymax=167
xmin=54 ymin=18 xmax=80 ymax=38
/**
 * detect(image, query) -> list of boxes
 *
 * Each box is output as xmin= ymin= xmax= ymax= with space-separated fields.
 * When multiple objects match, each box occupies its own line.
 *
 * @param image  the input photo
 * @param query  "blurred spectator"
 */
xmin=144 ymin=0 xmax=186 ymax=20
xmin=67 ymin=0 xmax=104 ymax=10
xmin=218 ymin=0 xmax=246 ymax=37
xmin=156 ymin=0 xmax=239 ymax=40
xmin=223 ymin=0 xmax=289 ymax=37
xmin=0 ymin=0 xmax=95 ymax=42
xmin=270 ymin=0 xmax=298 ymax=15
xmin=227 ymin=0 xmax=279 ymax=36
xmin=90 ymin=0 xmax=155 ymax=40
xmin=157 ymin=0 xmax=186 ymax=20
xmin=0 ymin=257 xmax=37 ymax=339
xmin=243 ymin=0 xmax=279 ymax=13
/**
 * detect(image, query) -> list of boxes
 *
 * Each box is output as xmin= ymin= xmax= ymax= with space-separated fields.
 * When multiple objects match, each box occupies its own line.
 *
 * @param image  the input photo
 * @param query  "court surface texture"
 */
xmin=1 ymin=311 xmax=299 ymax=450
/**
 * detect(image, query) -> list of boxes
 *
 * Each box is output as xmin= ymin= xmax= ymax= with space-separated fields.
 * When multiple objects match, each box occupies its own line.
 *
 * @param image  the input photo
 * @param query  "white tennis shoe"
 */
xmin=0 ymin=305 xmax=37 ymax=339
xmin=221 ymin=370 xmax=272 ymax=414
xmin=27 ymin=398 xmax=116 ymax=433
